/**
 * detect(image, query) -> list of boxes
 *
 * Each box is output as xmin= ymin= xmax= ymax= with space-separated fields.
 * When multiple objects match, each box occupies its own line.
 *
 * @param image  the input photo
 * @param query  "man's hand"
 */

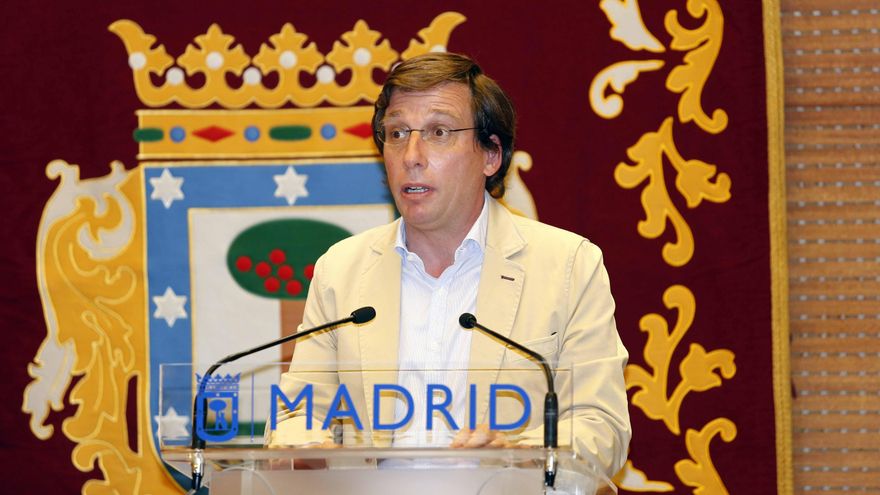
xmin=450 ymin=424 xmax=518 ymax=448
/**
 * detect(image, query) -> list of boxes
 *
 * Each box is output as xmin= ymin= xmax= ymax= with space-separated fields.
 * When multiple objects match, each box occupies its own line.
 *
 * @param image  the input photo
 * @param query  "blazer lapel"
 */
xmin=357 ymin=223 xmax=401 ymax=446
xmin=469 ymin=199 xmax=526 ymax=424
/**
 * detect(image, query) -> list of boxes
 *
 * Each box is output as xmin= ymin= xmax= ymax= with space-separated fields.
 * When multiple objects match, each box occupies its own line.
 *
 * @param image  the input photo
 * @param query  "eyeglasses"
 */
xmin=376 ymin=124 xmax=479 ymax=148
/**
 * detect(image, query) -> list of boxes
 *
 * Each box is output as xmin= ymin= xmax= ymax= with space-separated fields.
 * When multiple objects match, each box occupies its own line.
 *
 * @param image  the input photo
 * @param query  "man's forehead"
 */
xmin=385 ymin=82 xmax=473 ymax=119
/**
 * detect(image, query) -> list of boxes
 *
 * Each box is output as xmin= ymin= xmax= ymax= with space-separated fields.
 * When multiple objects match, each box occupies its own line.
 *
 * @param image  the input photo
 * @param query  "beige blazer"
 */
xmin=269 ymin=198 xmax=631 ymax=476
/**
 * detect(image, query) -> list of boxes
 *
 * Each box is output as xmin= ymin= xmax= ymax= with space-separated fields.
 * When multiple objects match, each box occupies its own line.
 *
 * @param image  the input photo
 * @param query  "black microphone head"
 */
xmin=459 ymin=313 xmax=477 ymax=329
xmin=351 ymin=306 xmax=376 ymax=324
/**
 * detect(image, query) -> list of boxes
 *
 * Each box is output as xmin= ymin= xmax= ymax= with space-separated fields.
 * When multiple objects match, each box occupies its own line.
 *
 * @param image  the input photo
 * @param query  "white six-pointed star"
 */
xmin=149 ymin=168 xmax=184 ymax=208
xmin=154 ymin=406 xmax=191 ymax=439
xmin=273 ymin=166 xmax=309 ymax=205
xmin=152 ymin=286 xmax=188 ymax=327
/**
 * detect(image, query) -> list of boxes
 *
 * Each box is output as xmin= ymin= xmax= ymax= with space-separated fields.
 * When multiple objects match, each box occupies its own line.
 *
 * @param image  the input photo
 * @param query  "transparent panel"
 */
xmin=162 ymin=448 xmax=615 ymax=495
xmin=158 ymin=363 xmax=573 ymax=450
xmin=159 ymin=362 xmax=613 ymax=494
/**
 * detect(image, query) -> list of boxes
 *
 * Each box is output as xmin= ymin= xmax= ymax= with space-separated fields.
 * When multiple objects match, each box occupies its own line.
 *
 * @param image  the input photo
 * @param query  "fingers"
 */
xmin=451 ymin=424 xmax=513 ymax=448
xmin=451 ymin=427 xmax=471 ymax=448
xmin=487 ymin=434 xmax=510 ymax=448
xmin=464 ymin=427 xmax=491 ymax=448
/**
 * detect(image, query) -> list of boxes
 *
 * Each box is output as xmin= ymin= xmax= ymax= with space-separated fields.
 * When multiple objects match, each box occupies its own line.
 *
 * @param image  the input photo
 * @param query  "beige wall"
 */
xmin=782 ymin=1 xmax=880 ymax=492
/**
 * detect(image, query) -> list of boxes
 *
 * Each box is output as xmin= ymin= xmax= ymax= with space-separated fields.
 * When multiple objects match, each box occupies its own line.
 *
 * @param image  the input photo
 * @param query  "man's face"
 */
xmin=381 ymin=83 xmax=500 ymax=237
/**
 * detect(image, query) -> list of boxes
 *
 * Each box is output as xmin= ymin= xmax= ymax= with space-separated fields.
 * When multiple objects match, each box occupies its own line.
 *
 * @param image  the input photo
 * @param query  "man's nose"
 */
xmin=401 ymin=130 xmax=427 ymax=168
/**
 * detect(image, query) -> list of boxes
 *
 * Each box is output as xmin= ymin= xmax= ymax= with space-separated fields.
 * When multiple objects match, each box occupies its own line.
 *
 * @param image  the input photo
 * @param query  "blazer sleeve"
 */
xmin=559 ymin=240 xmax=631 ymax=475
xmin=511 ymin=239 xmax=630 ymax=476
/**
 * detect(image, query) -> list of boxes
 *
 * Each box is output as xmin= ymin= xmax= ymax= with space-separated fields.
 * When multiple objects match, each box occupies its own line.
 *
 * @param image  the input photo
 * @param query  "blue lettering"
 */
xmin=468 ymin=383 xmax=477 ymax=429
xmin=373 ymin=384 xmax=414 ymax=430
xmin=488 ymin=384 xmax=530 ymax=430
xmin=270 ymin=383 xmax=313 ymax=430
xmin=426 ymin=384 xmax=458 ymax=431
xmin=323 ymin=384 xmax=363 ymax=430
xmin=271 ymin=382 xmax=532 ymax=433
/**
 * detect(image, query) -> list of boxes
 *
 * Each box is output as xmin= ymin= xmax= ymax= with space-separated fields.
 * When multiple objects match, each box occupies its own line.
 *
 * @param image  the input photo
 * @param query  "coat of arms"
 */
xmin=22 ymin=12 xmax=536 ymax=492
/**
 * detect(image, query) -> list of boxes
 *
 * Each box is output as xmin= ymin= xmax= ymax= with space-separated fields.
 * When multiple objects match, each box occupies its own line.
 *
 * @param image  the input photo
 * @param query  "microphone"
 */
xmin=187 ymin=306 xmax=376 ymax=493
xmin=459 ymin=313 xmax=559 ymax=488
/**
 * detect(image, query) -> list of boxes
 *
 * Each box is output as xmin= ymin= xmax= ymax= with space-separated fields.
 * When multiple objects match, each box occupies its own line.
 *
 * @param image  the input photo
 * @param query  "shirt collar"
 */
xmin=395 ymin=191 xmax=490 ymax=257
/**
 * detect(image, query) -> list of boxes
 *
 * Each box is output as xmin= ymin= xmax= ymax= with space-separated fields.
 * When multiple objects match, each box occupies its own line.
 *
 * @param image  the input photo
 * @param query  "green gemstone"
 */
xmin=269 ymin=126 xmax=312 ymax=141
xmin=133 ymin=128 xmax=164 ymax=142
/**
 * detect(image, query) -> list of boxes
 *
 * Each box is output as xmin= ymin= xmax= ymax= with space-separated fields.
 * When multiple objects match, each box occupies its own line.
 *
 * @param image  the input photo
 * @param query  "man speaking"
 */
xmin=268 ymin=52 xmax=631 ymax=477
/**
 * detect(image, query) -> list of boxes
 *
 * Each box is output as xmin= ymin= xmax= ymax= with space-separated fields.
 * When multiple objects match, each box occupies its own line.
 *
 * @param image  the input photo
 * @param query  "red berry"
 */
xmin=285 ymin=280 xmax=303 ymax=296
xmin=255 ymin=261 xmax=271 ymax=278
xmin=269 ymin=249 xmax=286 ymax=264
xmin=235 ymin=256 xmax=252 ymax=272
xmin=264 ymin=277 xmax=280 ymax=293
xmin=304 ymin=264 xmax=315 ymax=280
xmin=277 ymin=265 xmax=293 ymax=280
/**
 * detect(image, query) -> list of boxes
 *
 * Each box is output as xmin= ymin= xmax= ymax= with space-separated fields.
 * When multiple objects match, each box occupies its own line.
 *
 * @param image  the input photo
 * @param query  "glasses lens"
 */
xmin=378 ymin=125 xmax=473 ymax=147
xmin=424 ymin=125 xmax=452 ymax=145
xmin=379 ymin=126 xmax=409 ymax=146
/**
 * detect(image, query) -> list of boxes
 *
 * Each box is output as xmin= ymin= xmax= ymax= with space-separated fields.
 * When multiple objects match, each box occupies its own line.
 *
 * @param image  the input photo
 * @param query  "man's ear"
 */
xmin=483 ymin=135 xmax=502 ymax=177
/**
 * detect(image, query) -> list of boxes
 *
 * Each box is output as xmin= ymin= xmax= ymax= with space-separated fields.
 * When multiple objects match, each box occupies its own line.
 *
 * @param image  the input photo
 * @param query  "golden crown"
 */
xmin=110 ymin=13 xmax=466 ymax=159
xmin=110 ymin=13 xmax=465 ymax=109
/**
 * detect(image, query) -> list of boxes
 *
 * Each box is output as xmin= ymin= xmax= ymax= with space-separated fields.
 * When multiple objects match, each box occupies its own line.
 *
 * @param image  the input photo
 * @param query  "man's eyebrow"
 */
xmin=429 ymin=109 xmax=460 ymax=120
xmin=384 ymin=108 xmax=461 ymax=122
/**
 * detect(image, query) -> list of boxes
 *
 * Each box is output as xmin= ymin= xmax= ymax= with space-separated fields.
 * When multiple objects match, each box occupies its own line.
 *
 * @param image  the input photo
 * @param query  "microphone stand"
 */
xmin=187 ymin=306 xmax=376 ymax=493
xmin=459 ymin=313 xmax=559 ymax=489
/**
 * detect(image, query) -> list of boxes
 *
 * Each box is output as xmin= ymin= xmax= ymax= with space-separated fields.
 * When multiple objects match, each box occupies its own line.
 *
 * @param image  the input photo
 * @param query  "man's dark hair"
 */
xmin=372 ymin=52 xmax=517 ymax=198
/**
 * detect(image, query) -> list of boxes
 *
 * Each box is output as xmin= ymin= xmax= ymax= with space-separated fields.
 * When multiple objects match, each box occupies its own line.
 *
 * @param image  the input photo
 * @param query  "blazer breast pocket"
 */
xmin=503 ymin=333 xmax=559 ymax=368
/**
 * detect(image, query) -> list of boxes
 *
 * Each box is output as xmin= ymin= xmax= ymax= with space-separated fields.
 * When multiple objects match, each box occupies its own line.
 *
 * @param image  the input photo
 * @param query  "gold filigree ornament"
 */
xmin=590 ymin=0 xmax=666 ymax=119
xmin=593 ymin=2 xmax=739 ymax=492
xmin=592 ymin=0 xmax=730 ymax=265
xmin=614 ymin=117 xmax=731 ymax=267
xmin=593 ymin=0 xmax=726 ymax=134
xmin=625 ymin=285 xmax=736 ymax=435
xmin=500 ymin=151 xmax=539 ymax=220
xmin=599 ymin=0 xmax=665 ymax=53
xmin=590 ymin=60 xmax=665 ymax=120
xmin=401 ymin=12 xmax=467 ymax=59
xmin=24 ymin=160 xmax=180 ymax=493
xmin=674 ymin=418 xmax=737 ymax=494
xmin=665 ymin=0 xmax=727 ymax=134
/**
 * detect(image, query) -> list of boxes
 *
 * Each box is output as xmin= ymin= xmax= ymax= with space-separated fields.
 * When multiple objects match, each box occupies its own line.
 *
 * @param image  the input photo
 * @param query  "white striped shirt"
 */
xmin=392 ymin=194 xmax=489 ymax=447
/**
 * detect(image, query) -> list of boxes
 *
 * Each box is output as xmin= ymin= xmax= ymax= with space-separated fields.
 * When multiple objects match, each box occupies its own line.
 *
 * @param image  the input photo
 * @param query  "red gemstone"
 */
xmin=193 ymin=125 xmax=234 ymax=142
xmin=343 ymin=123 xmax=373 ymax=139
xmin=255 ymin=261 xmax=271 ymax=278
xmin=269 ymin=249 xmax=286 ymax=264
xmin=277 ymin=265 xmax=293 ymax=280
xmin=265 ymin=277 xmax=280 ymax=293
xmin=285 ymin=280 xmax=303 ymax=296
xmin=304 ymin=264 xmax=315 ymax=280
xmin=236 ymin=256 xmax=252 ymax=272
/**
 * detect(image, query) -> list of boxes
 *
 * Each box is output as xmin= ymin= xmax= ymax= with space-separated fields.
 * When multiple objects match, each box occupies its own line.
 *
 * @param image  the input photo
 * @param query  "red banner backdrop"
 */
xmin=1 ymin=1 xmax=788 ymax=493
